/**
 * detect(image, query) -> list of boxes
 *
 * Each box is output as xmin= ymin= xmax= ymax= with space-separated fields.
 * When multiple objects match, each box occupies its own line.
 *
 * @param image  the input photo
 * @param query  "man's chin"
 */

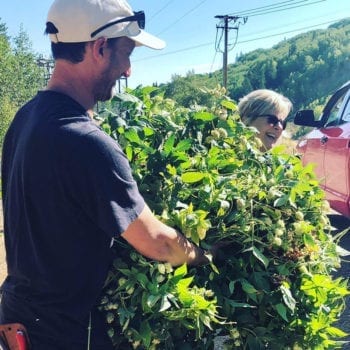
xmin=98 ymin=88 xmax=115 ymax=102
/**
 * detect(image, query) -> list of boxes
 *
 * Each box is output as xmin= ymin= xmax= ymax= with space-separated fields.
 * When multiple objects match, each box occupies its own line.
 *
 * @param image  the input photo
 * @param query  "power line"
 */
xmin=228 ymin=0 xmax=311 ymax=16
xmin=131 ymin=18 xmax=342 ymax=63
xmin=156 ymin=0 xmax=208 ymax=35
xmin=134 ymin=0 xmax=333 ymax=63
xmin=229 ymin=0 xmax=327 ymax=18
xmin=208 ymin=51 xmax=220 ymax=80
xmin=236 ymin=19 xmax=334 ymax=44
xmin=148 ymin=0 xmax=176 ymax=23
xmin=133 ymin=41 xmax=214 ymax=62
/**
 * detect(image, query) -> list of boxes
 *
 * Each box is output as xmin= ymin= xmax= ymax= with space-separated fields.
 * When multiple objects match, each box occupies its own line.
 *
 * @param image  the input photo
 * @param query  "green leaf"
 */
xmin=175 ymin=139 xmax=192 ymax=152
xmin=140 ymin=321 xmax=152 ymax=348
xmin=220 ymin=99 xmax=237 ymax=110
xmin=193 ymin=111 xmax=215 ymax=121
xmin=249 ymin=246 xmax=269 ymax=269
xmin=303 ymin=232 xmax=316 ymax=247
xmin=241 ymin=280 xmax=258 ymax=294
xmin=273 ymin=194 xmax=289 ymax=207
xmin=136 ymin=273 xmax=149 ymax=288
xmin=159 ymin=295 xmax=172 ymax=312
xmin=141 ymin=86 xmax=159 ymax=96
xmin=124 ymin=128 xmax=141 ymax=143
xmin=163 ymin=134 xmax=175 ymax=156
xmin=326 ymin=326 xmax=348 ymax=337
xmin=247 ymin=335 xmax=261 ymax=348
xmin=143 ymin=126 xmax=154 ymax=137
xmin=199 ymin=314 xmax=213 ymax=329
xmin=229 ymin=281 xmax=236 ymax=294
xmin=226 ymin=300 xmax=256 ymax=308
xmin=166 ymin=164 xmax=177 ymax=176
xmin=146 ymin=294 xmax=160 ymax=309
xmin=114 ymin=92 xmax=140 ymax=103
xmin=181 ymin=171 xmax=205 ymax=183
xmin=174 ymin=264 xmax=187 ymax=277
xmin=125 ymin=145 xmax=133 ymax=161
xmin=178 ymin=277 xmax=194 ymax=289
xmin=275 ymin=303 xmax=288 ymax=322
xmin=280 ymin=284 xmax=296 ymax=312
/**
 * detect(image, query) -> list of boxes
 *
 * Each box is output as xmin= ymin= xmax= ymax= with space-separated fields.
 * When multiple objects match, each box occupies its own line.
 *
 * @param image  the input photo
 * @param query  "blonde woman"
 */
xmin=238 ymin=89 xmax=293 ymax=150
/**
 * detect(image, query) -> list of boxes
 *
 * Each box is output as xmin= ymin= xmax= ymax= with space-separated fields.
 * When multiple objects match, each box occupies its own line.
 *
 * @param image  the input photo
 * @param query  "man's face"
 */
xmin=94 ymin=37 xmax=135 ymax=102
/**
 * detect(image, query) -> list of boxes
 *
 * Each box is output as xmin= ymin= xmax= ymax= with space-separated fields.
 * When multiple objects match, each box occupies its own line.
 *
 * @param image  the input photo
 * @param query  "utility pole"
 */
xmin=215 ymin=15 xmax=247 ymax=89
xmin=117 ymin=76 xmax=128 ymax=93
xmin=36 ymin=56 xmax=55 ymax=86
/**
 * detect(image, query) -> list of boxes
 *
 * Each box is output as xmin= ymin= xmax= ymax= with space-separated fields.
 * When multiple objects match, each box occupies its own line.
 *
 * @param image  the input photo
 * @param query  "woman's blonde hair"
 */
xmin=238 ymin=89 xmax=293 ymax=124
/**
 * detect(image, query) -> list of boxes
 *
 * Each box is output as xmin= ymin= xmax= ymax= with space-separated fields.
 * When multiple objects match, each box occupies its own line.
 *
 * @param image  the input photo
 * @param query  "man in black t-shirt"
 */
xmin=0 ymin=1 xmax=209 ymax=349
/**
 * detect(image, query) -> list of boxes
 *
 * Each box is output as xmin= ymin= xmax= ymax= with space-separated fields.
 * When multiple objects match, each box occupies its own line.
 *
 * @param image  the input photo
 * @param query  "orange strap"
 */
xmin=0 ymin=323 xmax=30 ymax=350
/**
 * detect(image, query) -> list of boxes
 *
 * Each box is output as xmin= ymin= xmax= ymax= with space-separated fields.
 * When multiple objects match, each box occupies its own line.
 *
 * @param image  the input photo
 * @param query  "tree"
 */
xmin=9 ymin=26 xmax=45 ymax=106
xmin=163 ymin=74 xmax=217 ymax=108
xmin=0 ymin=21 xmax=45 ymax=151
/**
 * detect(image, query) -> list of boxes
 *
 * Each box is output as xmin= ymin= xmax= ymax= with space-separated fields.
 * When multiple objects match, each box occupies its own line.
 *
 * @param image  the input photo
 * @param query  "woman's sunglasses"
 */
xmin=91 ymin=11 xmax=145 ymax=38
xmin=257 ymin=114 xmax=287 ymax=130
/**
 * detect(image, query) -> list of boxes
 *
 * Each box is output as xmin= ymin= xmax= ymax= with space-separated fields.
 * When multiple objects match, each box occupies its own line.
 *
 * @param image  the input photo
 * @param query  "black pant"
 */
xmin=0 ymin=292 xmax=114 ymax=350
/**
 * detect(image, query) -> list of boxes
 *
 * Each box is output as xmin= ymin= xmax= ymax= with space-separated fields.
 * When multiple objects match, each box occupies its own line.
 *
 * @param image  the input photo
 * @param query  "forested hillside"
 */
xmin=162 ymin=18 xmax=350 ymax=113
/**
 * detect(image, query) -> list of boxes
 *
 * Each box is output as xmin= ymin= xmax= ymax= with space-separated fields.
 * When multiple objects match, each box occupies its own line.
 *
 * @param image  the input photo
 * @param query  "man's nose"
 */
xmin=122 ymin=67 xmax=131 ymax=78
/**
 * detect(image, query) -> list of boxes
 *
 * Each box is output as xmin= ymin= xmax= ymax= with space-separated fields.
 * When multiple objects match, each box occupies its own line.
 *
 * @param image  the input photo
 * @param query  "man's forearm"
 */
xmin=166 ymin=229 xmax=210 ymax=266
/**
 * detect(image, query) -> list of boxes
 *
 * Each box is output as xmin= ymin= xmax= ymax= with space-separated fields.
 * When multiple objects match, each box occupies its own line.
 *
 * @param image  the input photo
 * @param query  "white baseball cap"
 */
xmin=46 ymin=0 xmax=165 ymax=50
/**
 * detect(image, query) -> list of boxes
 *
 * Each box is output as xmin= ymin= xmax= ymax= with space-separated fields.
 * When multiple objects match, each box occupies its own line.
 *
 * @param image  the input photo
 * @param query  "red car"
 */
xmin=294 ymin=80 xmax=350 ymax=218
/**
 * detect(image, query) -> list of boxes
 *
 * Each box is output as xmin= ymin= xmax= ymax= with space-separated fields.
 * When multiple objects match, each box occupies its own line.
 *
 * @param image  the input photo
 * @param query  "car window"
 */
xmin=341 ymin=98 xmax=350 ymax=123
xmin=324 ymin=91 xmax=347 ymax=127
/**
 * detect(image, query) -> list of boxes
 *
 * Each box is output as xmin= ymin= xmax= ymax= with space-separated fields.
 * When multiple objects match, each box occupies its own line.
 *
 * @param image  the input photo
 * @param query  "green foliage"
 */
xmin=160 ymin=18 xmax=350 ymax=115
xmin=101 ymin=250 xmax=221 ymax=349
xmin=228 ymin=18 xmax=350 ymax=111
xmin=162 ymin=73 xmax=220 ymax=108
xmin=0 ymin=96 xmax=16 ymax=153
xmin=98 ymin=86 xmax=349 ymax=349
xmin=0 ymin=21 xmax=45 ymax=151
xmin=10 ymin=27 xmax=45 ymax=105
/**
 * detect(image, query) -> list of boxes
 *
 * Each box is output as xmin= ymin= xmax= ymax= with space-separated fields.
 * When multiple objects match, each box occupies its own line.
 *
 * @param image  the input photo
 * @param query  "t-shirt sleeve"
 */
xmin=60 ymin=127 xmax=145 ymax=238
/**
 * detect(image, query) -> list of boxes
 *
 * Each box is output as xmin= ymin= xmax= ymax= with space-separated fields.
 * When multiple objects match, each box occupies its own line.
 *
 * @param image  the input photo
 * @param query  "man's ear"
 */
xmin=92 ymin=37 xmax=107 ymax=59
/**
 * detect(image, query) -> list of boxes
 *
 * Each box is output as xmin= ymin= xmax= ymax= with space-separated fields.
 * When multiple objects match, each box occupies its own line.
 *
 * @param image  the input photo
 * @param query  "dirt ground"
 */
xmin=0 ymin=201 xmax=6 ymax=283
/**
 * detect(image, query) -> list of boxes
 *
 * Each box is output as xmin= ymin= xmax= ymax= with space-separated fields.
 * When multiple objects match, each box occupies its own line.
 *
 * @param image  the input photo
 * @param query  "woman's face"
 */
xmin=248 ymin=114 xmax=286 ymax=150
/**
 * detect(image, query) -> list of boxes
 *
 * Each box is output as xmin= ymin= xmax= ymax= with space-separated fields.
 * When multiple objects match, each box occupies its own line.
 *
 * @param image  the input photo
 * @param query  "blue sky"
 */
xmin=1 ymin=0 xmax=349 ymax=88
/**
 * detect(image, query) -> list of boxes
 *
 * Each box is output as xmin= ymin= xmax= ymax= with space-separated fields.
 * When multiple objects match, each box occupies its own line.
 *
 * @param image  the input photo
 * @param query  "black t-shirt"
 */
xmin=1 ymin=91 xmax=145 ymax=335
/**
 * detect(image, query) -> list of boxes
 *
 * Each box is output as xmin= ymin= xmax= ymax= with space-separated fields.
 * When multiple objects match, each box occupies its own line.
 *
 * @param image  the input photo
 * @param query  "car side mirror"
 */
xmin=293 ymin=109 xmax=322 ymax=127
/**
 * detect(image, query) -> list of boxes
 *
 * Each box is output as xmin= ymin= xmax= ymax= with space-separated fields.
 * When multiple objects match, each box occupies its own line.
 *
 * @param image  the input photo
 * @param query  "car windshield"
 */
xmin=324 ymin=90 xmax=348 ymax=127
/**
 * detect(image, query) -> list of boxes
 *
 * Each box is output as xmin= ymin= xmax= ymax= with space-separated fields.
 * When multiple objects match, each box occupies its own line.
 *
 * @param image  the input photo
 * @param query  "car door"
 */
xmin=322 ymin=87 xmax=350 ymax=216
xmin=297 ymin=128 xmax=326 ymax=184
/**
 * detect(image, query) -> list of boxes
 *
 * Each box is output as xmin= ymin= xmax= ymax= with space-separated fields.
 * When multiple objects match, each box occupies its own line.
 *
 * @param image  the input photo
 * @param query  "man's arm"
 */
xmin=121 ymin=205 xmax=209 ymax=266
